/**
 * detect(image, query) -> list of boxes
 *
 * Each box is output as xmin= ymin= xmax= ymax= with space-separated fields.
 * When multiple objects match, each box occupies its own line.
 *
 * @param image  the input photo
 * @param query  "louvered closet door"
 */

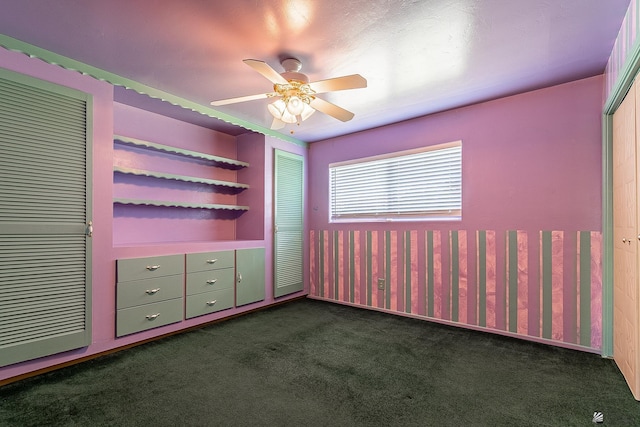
xmin=0 ymin=68 xmax=92 ymax=367
xmin=273 ymin=149 xmax=304 ymax=298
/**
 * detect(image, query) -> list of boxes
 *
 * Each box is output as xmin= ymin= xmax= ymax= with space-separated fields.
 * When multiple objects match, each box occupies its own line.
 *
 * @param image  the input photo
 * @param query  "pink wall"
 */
xmin=308 ymin=76 xmax=604 ymax=352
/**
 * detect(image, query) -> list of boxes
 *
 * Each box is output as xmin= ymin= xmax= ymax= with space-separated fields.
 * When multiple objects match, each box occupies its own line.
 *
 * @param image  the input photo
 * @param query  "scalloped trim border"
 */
xmin=0 ymin=34 xmax=306 ymax=148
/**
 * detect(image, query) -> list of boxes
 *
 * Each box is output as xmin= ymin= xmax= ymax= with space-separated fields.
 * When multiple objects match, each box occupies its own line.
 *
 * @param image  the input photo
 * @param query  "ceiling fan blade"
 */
xmin=243 ymin=59 xmax=289 ymax=85
xmin=308 ymin=74 xmax=367 ymax=94
xmin=310 ymin=97 xmax=355 ymax=122
xmin=210 ymin=92 xmax=276 ymax=106
xmin=270 ymin=117 xmax=286 ymax=130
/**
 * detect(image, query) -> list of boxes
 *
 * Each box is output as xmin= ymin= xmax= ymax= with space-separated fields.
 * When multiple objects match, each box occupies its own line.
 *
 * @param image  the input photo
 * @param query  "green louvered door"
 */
xmin=0 ymin=68 xmax=92 ymax=367
xmin=273 ymin=149 xmax=304 ymax=298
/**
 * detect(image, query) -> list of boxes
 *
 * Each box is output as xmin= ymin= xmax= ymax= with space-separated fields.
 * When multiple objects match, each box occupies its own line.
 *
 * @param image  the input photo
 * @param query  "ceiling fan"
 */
xmin=211 ymin=58 xmax=367 ymax=130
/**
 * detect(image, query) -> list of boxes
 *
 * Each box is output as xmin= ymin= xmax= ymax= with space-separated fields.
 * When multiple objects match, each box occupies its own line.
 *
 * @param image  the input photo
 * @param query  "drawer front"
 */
xmin=186 ymin=250 xmax=234 ymax=272
xmin=186 ymin=268 xmax=234 ymax=295
xmin=117 ymin=255 xmax=184 ymax=282
xmin=117 ymin=275 xmax=183 ymax=309
xmin=116 ymin=298 xmax=183 ymax=337
xmin=185 ymin=288 xmax=234 ymax=319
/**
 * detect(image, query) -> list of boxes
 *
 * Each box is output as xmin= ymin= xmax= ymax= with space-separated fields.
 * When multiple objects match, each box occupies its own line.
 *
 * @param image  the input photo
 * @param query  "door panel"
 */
xmin=273 ymin=150 xmax=304 ymax=298
xmin=613 ymin=80 xmax=640 ymax=399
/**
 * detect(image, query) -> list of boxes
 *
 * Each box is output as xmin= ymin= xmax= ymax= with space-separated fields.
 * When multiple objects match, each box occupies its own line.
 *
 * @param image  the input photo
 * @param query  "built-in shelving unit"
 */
xmin=113 ymin=135 xmax=250 ymax=216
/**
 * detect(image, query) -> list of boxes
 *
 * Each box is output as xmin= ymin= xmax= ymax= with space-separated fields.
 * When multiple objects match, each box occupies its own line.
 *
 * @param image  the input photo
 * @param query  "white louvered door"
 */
xmin=273 ymin=149 xmax=304 ymax=298
xmin=0 ymin=68 xmax=92 ymax=367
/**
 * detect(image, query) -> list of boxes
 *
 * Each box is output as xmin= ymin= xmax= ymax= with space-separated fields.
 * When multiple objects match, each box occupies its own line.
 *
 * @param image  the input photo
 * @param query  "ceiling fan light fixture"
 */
xmin=300 ymin=102 xmax=315 ymax=121
xmin=268 ymin=99 xmax=297 ymax=124
xmin=286 ymin=96 xmax=305 ymax=115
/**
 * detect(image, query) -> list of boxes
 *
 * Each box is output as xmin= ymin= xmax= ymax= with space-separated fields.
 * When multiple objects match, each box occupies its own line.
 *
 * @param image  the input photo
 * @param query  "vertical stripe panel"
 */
xmin=466 ymin=229 xmax=476 ymax=326
xmin=404 ymin=231 xmax=411 ymax=313
xmin=433 ymin=230 xmax=443 ymax=319
xmin=351 ymin=230 xmax=359 ymax=304
xmin=541 ymin=231 xmax=552 ymax=339
xmin=486 ymin=231 xmax=497 ymax=329
xmin=334 ymin=231 xmax=341 ymax=301
xmin=388 ymin=231 xmax=398 ymax=310
xmin=495 ymin=231 xmax=506 ymax=331
xmin=441 ymin=231 xmax=451 ymax=321
xmin=417 ymin=230 xmax=426 ymax=316
xmin=376 ymin=230 xmax=384 ymax=308
xmin=410 ymin=230 xmax=419 ymax=314
xmin=507 ymin=230 xmax=518 ymax=333
xmin=318 ymin=230 xmax=328 ymax=298
xmin=427 ymin=230 xmax=435 ymax=317
xmin=563 ymin=231 xmax=576 ymax=344
xmin=551 ymin=231 xmax=564 ymax=341
xmin=366 ymin=231 xmax=373 ymax=307
xmin=517 ymin=230 xmax=528 ymax=336
xmin=591 ymin=231 xmax=603 ymax=350
xmin=477 ymin=230 xmax=487 ymax=327
xmin=528 ymin=233 xmax=540 ymax=337
xmin=450 ymin=230 xmax=459 ymax=322
xmin=310 ymin=230 xmax=317 ymax=296
xmin=579 ymin=231 xmax=591 ymax=347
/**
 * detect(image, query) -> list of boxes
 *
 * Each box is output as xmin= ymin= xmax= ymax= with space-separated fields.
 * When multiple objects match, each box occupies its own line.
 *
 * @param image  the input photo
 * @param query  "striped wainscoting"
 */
xmin=309 ymin=230 xmax=603 ymax=351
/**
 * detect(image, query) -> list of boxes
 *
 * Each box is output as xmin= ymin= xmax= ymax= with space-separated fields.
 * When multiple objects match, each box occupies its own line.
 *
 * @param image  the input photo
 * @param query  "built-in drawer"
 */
xmin=117 ymin=275 xmax=183 ymax=309
xmin=185 ymin=288 xmax=234 ymax=319
xmin=186 ymin=268 xmax=234 ymax=295
xmin=186 ymin=250 xmax=234 ymax=273
xmin=117 ymin=255 xmax=184 ymax=282
xmin=116 ymin=298 xmax=183 ymax=337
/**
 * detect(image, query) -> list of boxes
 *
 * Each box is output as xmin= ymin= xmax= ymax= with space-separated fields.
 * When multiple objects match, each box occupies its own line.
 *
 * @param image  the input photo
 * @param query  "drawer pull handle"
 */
xmin=146 ymin=265 xmax=160 ymax=271
xmin=206 ymin=300 xmax=217 ymax=306
xmin=145 ymin=288 xmax=160 ymax=295
xmin=145 ymin=313 xmax=160 ymax=321
xmin=206 ymin=279 xmax=217 ymax=285
xmin=206 ymin=259 xmax=218 ymax=264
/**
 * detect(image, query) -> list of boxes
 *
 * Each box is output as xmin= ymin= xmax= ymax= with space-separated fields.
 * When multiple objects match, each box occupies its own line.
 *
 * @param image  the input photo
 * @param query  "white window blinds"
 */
xmin=329 ymin=141 xmax=461 ymax=222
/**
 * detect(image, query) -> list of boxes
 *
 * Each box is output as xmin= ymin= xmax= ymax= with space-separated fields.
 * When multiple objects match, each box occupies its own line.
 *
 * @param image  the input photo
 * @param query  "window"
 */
xmin=329 ymin=141 xmax=461 ymax=222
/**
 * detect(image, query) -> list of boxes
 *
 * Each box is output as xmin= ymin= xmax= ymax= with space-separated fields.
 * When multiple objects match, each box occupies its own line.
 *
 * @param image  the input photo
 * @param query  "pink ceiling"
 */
xmin=0 ymin=0 xmax=630 ymax=142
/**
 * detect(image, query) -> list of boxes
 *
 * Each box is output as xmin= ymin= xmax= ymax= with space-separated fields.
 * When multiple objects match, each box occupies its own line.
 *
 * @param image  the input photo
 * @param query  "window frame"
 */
xmin=328 ymin=140 xmax=462 ymax=223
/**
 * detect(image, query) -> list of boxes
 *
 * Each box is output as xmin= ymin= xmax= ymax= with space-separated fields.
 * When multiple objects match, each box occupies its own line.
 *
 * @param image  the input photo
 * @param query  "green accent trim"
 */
xmin=113 ymin=198 xmax=248 ymax=211
xmin=334 ymin=231 xmax=340 ymax=300
xmin=427 ymin=231 xmax=434 ymax=317
xmin=478 ymin=231 xmax=487 ymax=327
xmin=579 ymin=231 xmax=592 ymax=347
xmin=349 ymin=230 xmax=355 ymax=303
xmin=319 ymin=231 xmax=325 ymax=298
xmin=508 ymin=231 xmax=518 ymax=333
xmin=366 ymin=231 xmax=372 ymax=306
xmin=385 ymin=230 xmax=391 ymax=309
xmin=602 ymin=114 xmax=614 ymax=356
xmin=405 ymin=231 xmax=412 ymax=313
xmin=542 ymin=231 xmax=553 ymax=340
xmin=0 ymin=34 xmax=306 ymax=148
xmin=451 ymin=231 xmax=459 ymax=322
xmin=600 ymin=32 xmax=640 ymax=357
xmin=113 ymin=166 xmax=249 ymax=190
xmin=114 ymin=135 xmax=249 ymax=169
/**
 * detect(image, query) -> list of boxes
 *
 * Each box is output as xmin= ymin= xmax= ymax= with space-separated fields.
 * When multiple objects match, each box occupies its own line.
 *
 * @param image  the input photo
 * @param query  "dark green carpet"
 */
xmin=0 ymin=298 xmax=638 ymax=426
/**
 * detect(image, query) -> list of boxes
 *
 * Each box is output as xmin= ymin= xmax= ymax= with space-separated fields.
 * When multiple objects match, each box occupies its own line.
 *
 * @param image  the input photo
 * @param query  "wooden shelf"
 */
xmin=114 ymin=135 xmax=249 ymax=170
xmin=113 ymin=198 xmax=249 ymax=211
xmin=113 ymin=166 xmax=249 ymax=191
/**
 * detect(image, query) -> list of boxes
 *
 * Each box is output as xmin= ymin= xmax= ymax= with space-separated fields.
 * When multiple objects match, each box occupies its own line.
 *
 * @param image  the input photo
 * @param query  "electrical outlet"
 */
xmin=377 ymin=278 xmax=385 ymax=290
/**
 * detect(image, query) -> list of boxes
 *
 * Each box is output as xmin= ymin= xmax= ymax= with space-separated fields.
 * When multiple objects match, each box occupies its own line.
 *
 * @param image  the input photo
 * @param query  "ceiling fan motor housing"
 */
xmin=280 ymin=58 xmax=309 ymax=83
